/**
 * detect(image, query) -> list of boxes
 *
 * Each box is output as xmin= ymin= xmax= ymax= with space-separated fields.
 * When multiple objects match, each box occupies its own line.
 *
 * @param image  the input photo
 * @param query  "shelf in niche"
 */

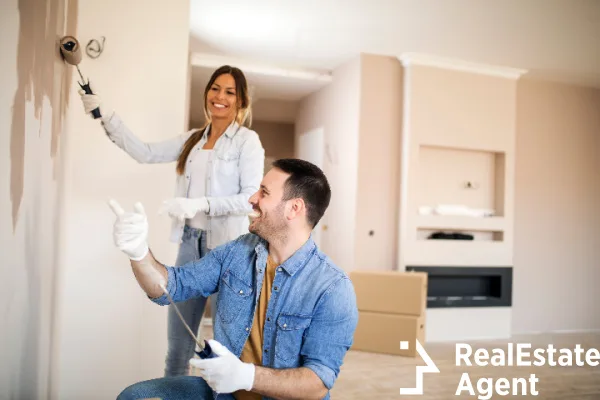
xmin=415 ymin=215 xmax=506 ymax=232
xmin=417 ymin=145 xmax=506 ymax=217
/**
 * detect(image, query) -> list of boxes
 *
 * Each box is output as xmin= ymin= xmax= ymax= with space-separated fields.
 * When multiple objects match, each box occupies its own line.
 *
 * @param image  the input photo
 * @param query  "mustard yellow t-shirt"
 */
xmin=234 ymin=255 xmax=279 ymax=400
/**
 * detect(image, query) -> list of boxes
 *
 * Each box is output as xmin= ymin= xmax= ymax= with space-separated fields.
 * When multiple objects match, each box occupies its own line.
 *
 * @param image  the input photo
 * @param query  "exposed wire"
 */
xmin=86 ymin=36 xmax=105 ymax=59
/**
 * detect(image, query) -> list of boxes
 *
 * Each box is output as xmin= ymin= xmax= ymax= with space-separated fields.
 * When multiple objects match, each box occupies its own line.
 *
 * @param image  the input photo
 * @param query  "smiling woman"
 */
xmin=78 ymin=64 xmax=265 ymax=378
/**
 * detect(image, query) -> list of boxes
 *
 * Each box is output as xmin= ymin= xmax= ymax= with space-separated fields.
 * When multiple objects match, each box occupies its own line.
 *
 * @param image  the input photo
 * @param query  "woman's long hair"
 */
xmin=176 ymin=65 xmax=252 ymax=175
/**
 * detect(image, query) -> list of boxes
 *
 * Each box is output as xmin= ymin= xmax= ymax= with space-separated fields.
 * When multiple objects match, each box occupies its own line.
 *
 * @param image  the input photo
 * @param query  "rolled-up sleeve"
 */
xmin=150 ymin=239 xmax=236 ymax=306
xmin=301 ymin=277 xmax=359 ymax=390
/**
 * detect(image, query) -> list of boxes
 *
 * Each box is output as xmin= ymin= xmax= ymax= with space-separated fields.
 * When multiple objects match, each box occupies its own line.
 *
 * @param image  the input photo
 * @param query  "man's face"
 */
xmin=248 ymin=168 xmax=290 ymax=240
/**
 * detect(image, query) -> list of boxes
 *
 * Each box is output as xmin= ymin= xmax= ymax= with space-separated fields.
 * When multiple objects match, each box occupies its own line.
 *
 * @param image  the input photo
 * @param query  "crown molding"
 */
xmin=398 ymin=52 xmax=527 ymax=80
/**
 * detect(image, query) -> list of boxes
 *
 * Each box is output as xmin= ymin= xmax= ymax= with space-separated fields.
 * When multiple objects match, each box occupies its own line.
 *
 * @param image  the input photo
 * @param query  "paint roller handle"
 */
xmin=79 ymin=82 xmax=102 ymax=119
xmin=195 ymin=340 xmax=218 ymax=359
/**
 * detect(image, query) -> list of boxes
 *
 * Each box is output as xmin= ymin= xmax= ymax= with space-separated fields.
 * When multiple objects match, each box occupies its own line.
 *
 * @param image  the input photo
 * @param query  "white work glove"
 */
xmin=189 ymin=340 xmax=255 ymax=394
xmin=79 ymin=90 xmax=102 ymax=115
xmin=78 ymin=90 xmax=113 ymax=123
xmin=108 ymin=199 xmax=149 ymax=261
xmin=160 ymin=197 xmax=210 ymax=222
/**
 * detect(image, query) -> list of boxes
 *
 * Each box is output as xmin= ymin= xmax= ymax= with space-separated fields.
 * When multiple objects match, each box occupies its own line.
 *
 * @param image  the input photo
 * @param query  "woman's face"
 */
xmin=206 ymin=73 xmax=238 ymax=121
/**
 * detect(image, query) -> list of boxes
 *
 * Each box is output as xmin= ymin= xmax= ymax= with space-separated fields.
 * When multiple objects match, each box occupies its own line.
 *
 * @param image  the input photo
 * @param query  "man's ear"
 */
xmin=286 ymin=198 xmax=306 ymax=221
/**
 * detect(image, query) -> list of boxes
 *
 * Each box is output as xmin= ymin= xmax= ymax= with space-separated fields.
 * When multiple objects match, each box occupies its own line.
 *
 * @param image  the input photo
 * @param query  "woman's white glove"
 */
xmin=78 ymin=90 xmax=113 ymax=123
xmin=108 ymin=199 xmax=149 ymax=261
xmin=189 ymin=340 xmax=255 ymax=394
xmin=79 ymin=90 xmax=102 ymax=115
xmin=160 ymin=197 xmax=210 ymax=222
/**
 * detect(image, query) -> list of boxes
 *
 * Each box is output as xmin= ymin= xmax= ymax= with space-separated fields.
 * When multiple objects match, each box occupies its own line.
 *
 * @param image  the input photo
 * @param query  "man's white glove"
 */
xmin=108 ymin=199 xmax=149 ymax=261
xmin=189 ymin=340 xmax=255 ymax=394
xmin=160 ymin=197 xmax=210 ymax=222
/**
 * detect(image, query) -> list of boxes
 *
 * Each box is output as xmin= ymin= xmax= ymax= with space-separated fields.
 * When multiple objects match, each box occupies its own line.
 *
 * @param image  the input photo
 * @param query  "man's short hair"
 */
xmin=271 ymin=159 xmax=331 ymax=229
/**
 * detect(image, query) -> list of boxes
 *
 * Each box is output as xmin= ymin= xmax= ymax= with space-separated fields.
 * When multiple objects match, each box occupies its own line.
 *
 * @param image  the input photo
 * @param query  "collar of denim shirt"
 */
xmin=202 ymin=121 xmax=241 ymax=140
xmin=254 ymin=235 xmax=317 ymax=276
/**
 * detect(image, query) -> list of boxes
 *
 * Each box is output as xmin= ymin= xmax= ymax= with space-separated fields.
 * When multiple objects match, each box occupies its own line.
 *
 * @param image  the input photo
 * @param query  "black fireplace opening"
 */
xmin=405 ymin=266 xmax=512 ymax=308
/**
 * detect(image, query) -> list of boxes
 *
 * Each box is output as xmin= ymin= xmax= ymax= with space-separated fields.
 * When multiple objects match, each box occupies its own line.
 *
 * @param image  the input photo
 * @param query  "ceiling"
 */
xmin=189 ymin=0 xmax=599 ymax=87
xmin=188 ymin=0 xmax=599 ymax=124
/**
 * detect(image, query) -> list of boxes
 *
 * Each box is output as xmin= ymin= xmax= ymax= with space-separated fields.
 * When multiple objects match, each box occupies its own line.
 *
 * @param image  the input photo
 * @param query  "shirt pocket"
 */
xmin=274 ymin=314 xmax=312 ymax=364
xmin=215 ymin=148 xmax=240 ymax=178
xmin=217 ymin=270 xmax=253 ymax=324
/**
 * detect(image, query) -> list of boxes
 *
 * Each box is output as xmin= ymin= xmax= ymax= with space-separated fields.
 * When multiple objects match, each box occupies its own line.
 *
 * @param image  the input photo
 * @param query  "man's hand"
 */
xmin=189 ymin=340 xmax=255 ymax=394
xmin=160 ymin=197 xmax=209 ymax=222
xmin=108 ymin=199 xmax=149 ymax=261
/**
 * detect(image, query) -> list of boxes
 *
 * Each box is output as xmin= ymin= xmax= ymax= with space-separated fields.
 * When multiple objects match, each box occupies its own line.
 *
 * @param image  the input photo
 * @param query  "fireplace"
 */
xmin=405 ymin=266 xmax=512 ymax=308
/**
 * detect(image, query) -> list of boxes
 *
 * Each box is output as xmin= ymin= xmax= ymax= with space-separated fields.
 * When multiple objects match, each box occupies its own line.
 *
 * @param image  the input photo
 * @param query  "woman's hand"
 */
xmin=160 ymin=197 xmax=209 ymax=222
xmin=79 ymin=90 xmax=102 ymax=115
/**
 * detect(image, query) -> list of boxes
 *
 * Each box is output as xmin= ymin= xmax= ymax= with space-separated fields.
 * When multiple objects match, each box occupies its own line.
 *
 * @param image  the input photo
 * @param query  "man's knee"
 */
xmin=116 ymin=382 xmax=144 ymax=400
xmin=116 ymin=376 xmax=214 ymax=400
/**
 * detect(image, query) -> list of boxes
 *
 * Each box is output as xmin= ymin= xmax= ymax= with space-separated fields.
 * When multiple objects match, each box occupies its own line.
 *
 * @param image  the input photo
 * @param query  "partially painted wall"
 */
xmin=10 ymin=0 xmax=77 ymax=230
xmin=1 ymin=0 xmax=77 ymax=398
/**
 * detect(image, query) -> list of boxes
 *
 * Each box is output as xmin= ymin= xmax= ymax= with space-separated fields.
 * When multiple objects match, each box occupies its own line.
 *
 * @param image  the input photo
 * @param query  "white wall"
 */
xmin=53 ymin=1 xmax=191 ymax=398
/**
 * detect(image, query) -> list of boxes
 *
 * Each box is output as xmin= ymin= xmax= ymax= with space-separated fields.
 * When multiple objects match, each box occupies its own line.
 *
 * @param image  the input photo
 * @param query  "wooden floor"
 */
xmin=331 ymin=332 xmax=600 ymax=399
xmin=198 ymin=326 xmax=600 ymax=399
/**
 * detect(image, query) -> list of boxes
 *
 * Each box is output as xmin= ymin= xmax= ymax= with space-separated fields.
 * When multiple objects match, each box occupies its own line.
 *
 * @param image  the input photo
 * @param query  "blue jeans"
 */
xmin=117 ymin=376 xmax=235 ymax=400
xmin=165 ymin=226 xmax=217 ymax=377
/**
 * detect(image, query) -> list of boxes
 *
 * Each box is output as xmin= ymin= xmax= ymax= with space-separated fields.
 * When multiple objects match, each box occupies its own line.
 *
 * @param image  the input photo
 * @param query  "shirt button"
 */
xmin=267 ymin=317 xmax=271 ymax=322
xmin=264 ymin=349 xmax=269 ymax=353
xmin=239 ymin=290 xmax=244 ymax=294
xmin=274 ymin=286 xmax=279 ymax=291
xmin=245 ymin=327 xmax=249 ymax=332
xmin=283 ymin=323 xmax=287 ymax=328
xmin=277 ymin=267 xmax=282 ymax=272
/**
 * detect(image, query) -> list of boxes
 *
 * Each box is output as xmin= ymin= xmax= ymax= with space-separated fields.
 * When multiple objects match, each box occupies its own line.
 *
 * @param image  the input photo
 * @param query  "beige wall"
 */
xmin=252 ymin=120 xmax=295 ymax=159
xmin=0 ymin=0 xmax=76 ymax=398
xmin=399 ymin=64 xmax=518 ymax=269
xmin=512 ymin=79 xmax=600 ymax=333
xmin=354 ymin=54 xmax=403 ymax=270
xmin=252 ymin=98 xmax=298 ymax=124
xmin=53 ymin=0 xmax=191 ymax=398
xmin=296 ymin=57 xmax=361 ymax=271
xmin=314 ymin=53 xmax=600 ymax=334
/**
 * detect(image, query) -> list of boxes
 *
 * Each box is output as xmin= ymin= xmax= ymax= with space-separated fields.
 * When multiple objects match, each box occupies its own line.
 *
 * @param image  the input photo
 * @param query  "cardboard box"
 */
xmin=350 ymin=270 xmax=427 ymax=316
xmin=352 ymin=312 xmax=425 ymax=357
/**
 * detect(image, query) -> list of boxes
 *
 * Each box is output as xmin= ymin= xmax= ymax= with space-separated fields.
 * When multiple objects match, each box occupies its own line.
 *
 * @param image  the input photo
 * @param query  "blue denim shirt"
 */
xmin=154 ymin=233 xmax=359 ymax=399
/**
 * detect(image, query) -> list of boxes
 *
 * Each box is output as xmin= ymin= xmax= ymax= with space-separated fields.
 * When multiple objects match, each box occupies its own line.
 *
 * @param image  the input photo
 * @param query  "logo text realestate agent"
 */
xmin=454 ymin=343 xmax=600 ymax=399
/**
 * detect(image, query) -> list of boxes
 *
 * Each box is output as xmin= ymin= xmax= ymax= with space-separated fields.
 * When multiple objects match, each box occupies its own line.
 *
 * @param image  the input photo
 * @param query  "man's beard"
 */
xmin=249 ymin=202 xmax=287 ymax=243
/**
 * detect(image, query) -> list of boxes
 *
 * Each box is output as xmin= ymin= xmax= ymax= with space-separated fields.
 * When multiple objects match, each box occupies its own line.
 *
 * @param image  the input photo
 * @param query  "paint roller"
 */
xmin=59 ymin=36 xmax=101 ymax=119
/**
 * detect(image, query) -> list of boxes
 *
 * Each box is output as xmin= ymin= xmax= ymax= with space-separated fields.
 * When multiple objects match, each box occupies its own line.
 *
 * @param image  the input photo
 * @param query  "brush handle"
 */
xmin=79 ymin=82 xmax=102 ymax=119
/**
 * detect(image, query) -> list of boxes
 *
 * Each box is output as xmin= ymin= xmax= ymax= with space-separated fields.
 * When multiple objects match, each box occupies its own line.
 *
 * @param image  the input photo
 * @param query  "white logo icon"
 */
xmin=400 ymin=340 xmax=440 ymax=395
